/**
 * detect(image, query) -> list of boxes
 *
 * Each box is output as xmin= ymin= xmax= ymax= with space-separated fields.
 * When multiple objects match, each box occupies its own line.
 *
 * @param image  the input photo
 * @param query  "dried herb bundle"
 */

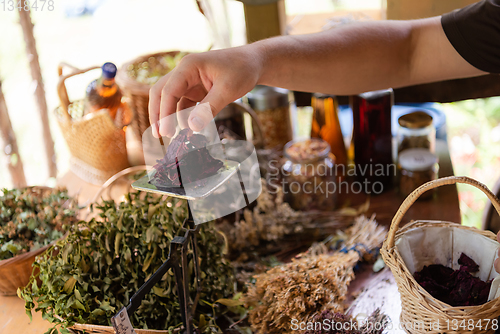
xmin=19 ymin=191 xmax=235 ymax=333
xmin=218 ymin=180 xmax=367 ymax=255
xmin=244 ymin=216 xmax=387 ymax=334
xmin=0 ymin=187 xmax=77 ymax=260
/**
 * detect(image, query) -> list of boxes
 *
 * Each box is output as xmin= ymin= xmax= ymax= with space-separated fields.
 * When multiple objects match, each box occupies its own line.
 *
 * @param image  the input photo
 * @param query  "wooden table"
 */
xmin=0 ymin=140 xmax=460 ymax=334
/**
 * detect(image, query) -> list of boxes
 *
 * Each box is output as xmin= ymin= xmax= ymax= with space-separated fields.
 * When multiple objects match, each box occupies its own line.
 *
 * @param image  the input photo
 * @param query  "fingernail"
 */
xmin=190 ymin=116 xmax=204 ymax=131
xmin=152 ymin=125 xmax=159 ymax=138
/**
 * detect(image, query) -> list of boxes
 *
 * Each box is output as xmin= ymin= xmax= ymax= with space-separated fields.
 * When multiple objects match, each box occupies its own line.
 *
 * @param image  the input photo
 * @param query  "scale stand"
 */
xmin=112 ymin=160 xmax=241 ymax=334
xmin=112 ymin=209 xmax=201 ymax=334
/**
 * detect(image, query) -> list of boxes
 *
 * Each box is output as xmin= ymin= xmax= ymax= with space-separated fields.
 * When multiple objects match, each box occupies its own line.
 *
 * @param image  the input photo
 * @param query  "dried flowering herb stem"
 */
xmin=218 ymin=179 xmax=369 ymax=256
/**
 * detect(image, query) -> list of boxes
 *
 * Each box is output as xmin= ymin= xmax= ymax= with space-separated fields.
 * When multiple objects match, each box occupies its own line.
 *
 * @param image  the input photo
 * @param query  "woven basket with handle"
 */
xmin=381 ymin=176 xmax=500 ymax=333
xmin=55 ymin=63 xmax=133 ymax=185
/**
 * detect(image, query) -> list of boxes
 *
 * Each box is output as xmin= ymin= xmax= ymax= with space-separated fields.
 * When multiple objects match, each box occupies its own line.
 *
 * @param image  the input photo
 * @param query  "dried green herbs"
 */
xmin=0 ymin=187 xmax=77 ymax=260
xmin=19 ymin=191 xmax=235 ymax=333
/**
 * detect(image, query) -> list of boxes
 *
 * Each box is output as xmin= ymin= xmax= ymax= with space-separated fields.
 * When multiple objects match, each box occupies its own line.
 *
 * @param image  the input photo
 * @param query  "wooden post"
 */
xmin=0 ymin=79 xmax=27 ymax=188
xmin=18 ymin=7 xmax=57 ymax=178
xmin=243 ymin=0 xmax=286 ymax=43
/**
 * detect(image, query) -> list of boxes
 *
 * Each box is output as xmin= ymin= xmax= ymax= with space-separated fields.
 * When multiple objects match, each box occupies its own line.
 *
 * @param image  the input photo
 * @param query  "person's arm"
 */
xmin=257 ymin=17 xmax=485 ymax=94
xmin=149 ymin=16 xmax=486 ymax=137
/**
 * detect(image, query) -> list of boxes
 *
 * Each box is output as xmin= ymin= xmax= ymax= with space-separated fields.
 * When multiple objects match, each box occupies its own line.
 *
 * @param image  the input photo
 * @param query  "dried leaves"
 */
xmin=151 ymin=128 xmax=223 ymax=188
xmin=19 ymin=191 xmax=235 ymax=333
xmin=0 ymin=187 xmax=77 ymax=260
xmin=243 ymin=216 xmax=387 ymax=334
xmin=218 ymin=180 xmax=367 ymax=255
xmin=414 ymin=253 xmax=491 ymax=306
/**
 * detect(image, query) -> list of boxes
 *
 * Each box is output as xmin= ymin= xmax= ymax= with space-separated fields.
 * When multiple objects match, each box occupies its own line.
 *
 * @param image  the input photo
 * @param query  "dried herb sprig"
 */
xmin=243 ymin=216 xmax=387 ymax=334
xmin=19 ymin=191 xmax=235 ymax=334
xmin=0 ymin=187 xmax=77 ymax=260
xmin=218 ymin=179 xmax=368 ymax=255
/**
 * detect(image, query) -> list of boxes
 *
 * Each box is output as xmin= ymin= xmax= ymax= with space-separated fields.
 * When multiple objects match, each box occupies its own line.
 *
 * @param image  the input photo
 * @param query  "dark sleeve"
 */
xmin=441 ymin=0 xmax=500 ymax=74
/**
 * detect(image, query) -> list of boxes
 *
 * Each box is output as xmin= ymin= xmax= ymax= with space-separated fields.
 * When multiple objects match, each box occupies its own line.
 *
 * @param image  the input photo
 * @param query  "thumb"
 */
xmin=188 ymin=102 xmax=215 ymax=132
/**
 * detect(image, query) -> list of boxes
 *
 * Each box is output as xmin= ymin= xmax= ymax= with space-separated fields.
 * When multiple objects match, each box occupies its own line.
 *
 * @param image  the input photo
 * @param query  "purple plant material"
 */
xmin=151 ymin=128 xmax=223 ymax=188
xmin=414 ymin=253 xmax=492 ymax=306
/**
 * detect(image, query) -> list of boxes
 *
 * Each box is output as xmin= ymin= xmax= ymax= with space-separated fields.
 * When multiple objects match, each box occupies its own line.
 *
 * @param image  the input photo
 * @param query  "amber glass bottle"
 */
xmin=310 ymin=93 xmax=347 ymax=166
xmin=85 ymin=62 xmax=122 ymax=119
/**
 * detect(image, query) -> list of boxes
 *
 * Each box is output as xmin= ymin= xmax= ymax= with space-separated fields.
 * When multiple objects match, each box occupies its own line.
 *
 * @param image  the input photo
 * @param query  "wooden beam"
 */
xmin=295 ymin=74 xmax=500 ymax=107
xmin=18 ymin=8 xmax=57 ymax=178
xmin=0 ymin=79 xmax=27 ymax=188
xmin=391 ymin=74 xmax=500 ymax=103
xmin=244 ymin=0 xmax=286 ymax=43
xmin=386 ymin=0 xmax=477 ymax=20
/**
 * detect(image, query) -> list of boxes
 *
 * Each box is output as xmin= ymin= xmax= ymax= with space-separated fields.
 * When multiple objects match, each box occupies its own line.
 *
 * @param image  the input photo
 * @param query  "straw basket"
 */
xmin=116 ymin=51 xmax=182 ymax=141
xmin=68 ymin=323 xmax=179 ymax=334
xmin=55 ymin=63 xmax=133 ymax=185
xmin=381 ymin=176 xmax=500 ymax=334
xmin=0 ymin=243 xmax=51 ymax=296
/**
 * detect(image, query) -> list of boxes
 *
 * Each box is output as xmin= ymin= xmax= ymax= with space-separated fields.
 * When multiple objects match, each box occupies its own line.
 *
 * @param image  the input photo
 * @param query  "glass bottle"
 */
xmin=85 ymin=62 xmax=122 ymax=120
xmin=351 ymin=89 xmax=394 ymax=191
xmin=310 ymin=93 xmax=348 ymax=166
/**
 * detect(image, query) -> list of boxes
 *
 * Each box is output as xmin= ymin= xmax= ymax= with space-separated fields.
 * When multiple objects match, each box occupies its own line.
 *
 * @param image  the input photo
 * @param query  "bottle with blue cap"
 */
xmin=85 ymin=62 xmax=123 ymax=120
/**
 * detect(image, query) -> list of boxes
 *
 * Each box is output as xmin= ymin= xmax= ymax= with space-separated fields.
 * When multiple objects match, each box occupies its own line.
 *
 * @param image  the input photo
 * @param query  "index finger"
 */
xmin=149 ymin=74 xmax=170 ymax=138
xmin=158 ymin=69 xmax=195 ymax=137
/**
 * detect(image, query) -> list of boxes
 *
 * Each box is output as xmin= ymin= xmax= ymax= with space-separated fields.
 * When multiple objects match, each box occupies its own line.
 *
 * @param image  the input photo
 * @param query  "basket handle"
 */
xmin=386 ymin=176 xmax=500 ymax=248
xmin=57 ymin=62 xmax=99 ymax=122
xmin=230 ymin=101 xmax=265 ymax=149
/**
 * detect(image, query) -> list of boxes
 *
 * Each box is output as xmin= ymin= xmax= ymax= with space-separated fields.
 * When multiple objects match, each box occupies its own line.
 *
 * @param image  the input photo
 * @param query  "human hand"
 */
xmin=148 ymin=46 xmax=264 ymax=138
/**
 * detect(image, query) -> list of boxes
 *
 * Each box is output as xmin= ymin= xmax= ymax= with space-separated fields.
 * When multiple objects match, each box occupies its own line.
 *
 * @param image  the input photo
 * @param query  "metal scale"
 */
xmin=111 ymin=159 xmax=243 ymax=334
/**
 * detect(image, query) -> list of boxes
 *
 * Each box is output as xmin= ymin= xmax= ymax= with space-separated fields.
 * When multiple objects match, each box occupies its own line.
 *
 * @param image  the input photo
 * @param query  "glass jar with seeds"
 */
xmin=282 ymin=138 xmax=337 ymax=211
xmin=397 ymin=111 xmax=436 ymax=156
xmin=398 ymin=148 xmax=439 ymax=199
xmin=246 ymin=85 xmax=293 ymax=149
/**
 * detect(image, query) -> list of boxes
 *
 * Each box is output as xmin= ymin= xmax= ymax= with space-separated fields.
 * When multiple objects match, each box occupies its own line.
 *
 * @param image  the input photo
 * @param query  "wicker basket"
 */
xmin=116 ymin=51 xmax=182 ymax=141
xmin=0 ymin=186 xmax=71 ymax=295
xmin=0 ymin=243 xmax=51 ymax=296
xmin=381 ymin=176 xmax=500 ymax=333
xmin=55 ymin=63 xmax=133 ymax=185
xmin=68 ymin=323 xmax=179 ymax=334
